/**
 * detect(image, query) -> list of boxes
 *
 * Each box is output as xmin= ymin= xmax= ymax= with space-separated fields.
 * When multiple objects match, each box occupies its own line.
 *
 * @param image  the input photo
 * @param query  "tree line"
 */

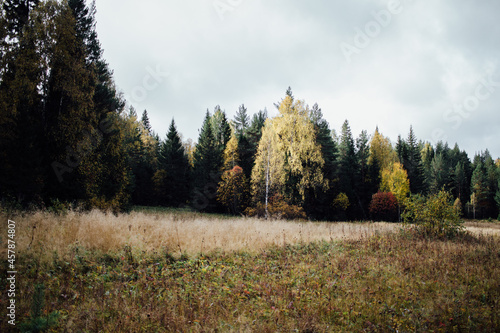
xmin=1 ymin=1 xmax=499 ymax=220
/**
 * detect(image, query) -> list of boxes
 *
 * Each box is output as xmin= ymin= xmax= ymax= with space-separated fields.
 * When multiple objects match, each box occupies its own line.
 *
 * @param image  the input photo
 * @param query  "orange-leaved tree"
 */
xmin=217 ymin=166 xmax=250 ymax=215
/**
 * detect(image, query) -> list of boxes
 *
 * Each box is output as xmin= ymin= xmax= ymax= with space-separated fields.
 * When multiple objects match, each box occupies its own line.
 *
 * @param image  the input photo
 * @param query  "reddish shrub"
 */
xmin=369 ymin=192 xmax=398 ymax=222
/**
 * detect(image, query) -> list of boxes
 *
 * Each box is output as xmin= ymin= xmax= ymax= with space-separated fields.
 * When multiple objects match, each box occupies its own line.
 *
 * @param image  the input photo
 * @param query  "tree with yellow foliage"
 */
xmin=222 ymin=128 xmax=240 ymax=171
xmin=380 ymin=162 xmax=410 ymax=219
xmin=368 ymin=127 xmax=398 ymax=171
xmin=251 ymin=94 xmax=326 ymax=216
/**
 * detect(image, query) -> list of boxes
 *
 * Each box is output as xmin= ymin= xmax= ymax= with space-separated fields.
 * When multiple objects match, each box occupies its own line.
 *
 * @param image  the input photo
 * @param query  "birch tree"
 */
xmin=251 ymin=118 xmax=284 ymax=217
xmin=251 ymin=95 xmax=326 ymax=216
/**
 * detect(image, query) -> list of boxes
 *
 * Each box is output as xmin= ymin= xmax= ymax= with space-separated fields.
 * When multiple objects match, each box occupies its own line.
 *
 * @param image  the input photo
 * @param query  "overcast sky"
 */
xmin=94 ymin=0 xmax=500 ymax=159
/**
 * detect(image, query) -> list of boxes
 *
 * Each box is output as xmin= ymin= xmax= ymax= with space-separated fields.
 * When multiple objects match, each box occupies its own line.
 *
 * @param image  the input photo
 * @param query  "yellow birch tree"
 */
xmin=250 ymin=95 xmax=326 ymax=215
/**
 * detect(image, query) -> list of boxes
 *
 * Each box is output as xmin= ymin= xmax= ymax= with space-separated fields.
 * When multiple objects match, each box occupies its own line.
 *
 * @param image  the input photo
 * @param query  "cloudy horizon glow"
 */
xmin=94 ymin=0 xmax=500 ymax=159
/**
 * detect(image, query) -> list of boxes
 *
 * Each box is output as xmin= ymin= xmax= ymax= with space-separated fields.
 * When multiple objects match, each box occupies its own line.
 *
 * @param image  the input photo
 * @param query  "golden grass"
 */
xmin=2 ymin=210 xmax=399 ymax=258
xmin=2 ymin=210 xmax=498 ymax=261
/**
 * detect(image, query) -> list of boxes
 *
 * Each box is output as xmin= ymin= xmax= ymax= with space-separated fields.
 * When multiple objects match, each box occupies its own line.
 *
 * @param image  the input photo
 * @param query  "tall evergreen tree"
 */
xmin=43 ymin=2 xmax=97 ymax=202
xmin=192 ymin=111 xmax=223 ymax=212
xmin=338 ymin=120 xmax=360 ymax=219
xmin=68 ymin=0 xmax=130 ymax=210
xmin=305 ymin=103 xmax=338 ymax=219
xmin=470 ymin=160 xmax=489 ymax=219
xmin=155 ymin=119 xmax=191 ymax=207
xmin=141 ymin=109 xmax=151 ymax=134
xmin=396 ymin=135 xmax=408 ymax=165
xmin=429 ymin=153 xmax=449 ymax=193
xmin=0 ymin=2 xmax=44 ymax=203
xmin=356 ymin=130 xmax=371 ymax=218
xmin=241 ymin=109 xmax=267 ymax=179
xmin=211 ymin=106 xmax=231 ymax=149
xmin=421 ymin=142 xmax=435 ymax=191
xmin=233 ymin=104 xmax=249 ymax=137
xmin=3 ymin=0 xmax=39 ymax=38
xmin=408 ymin=127 xmax=426 ymax=193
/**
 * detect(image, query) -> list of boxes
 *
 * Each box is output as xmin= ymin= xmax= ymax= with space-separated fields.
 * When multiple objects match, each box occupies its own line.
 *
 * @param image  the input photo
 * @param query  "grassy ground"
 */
xmin=1 ymin=209 xmax=499 ymax=332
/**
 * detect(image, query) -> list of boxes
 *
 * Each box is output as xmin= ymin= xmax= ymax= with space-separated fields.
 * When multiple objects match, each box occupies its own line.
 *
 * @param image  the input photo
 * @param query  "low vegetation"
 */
xmin=1 ymin=209 xmax=499 ymax=332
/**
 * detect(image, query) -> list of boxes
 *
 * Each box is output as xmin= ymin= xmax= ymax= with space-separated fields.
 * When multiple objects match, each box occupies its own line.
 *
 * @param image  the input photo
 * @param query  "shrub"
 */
xmin=369 ymin=192 xmax=398 ymax=222
xmin=245 ymin=194 xmax=307 ymax=220
xmin=402 ymin=190 xmax=464 ymax=239
xmin=333 ymin=193 xmax=350 ymax=212
xmin=46 ymin=199 xmax=71 ymax=216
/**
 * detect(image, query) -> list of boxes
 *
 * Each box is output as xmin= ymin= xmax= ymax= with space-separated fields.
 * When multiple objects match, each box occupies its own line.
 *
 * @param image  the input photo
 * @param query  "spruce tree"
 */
xmin=305 ymin=103 xmax=338 ymax=219
xmin=3 ymin=0 xmax=39 ymax=38
xmin=338 ymin=120 xmax=359 ymax=219
xmin=242 ymin=109 xmax=267 ymax=179
xmin=471 ymin=161 xmax=488 ymax=219
xmin=68 ymin=0 xmax=130 ymax=210
xmin=400 ymin=127 xmax=426 ymax=194
xmin=0 ymin=6 xmax=44 ymax=204
xmin=234 ymin=104 xmax=249 ymax=137
xmin=356 ymin=130 xmax=371 ymax=218
xmin=141 ymin=110 xmax=152 ymax=134
xmin=192 ymin=111 xmax=223 ymax=212
xmin=156 ymin=119 xmax=191 ymax=207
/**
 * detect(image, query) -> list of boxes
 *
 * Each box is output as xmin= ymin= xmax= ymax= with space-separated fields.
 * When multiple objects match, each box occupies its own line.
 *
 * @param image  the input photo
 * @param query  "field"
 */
xmin=1 ymin=209 xmax=499 ymax=332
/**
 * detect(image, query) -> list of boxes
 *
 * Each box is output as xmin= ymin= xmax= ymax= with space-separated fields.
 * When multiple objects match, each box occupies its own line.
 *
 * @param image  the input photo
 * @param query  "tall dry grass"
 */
xmin=2 ymin=210 xmax=399 ymax=258
xmin=2 ymin=210 xmax=498 ymax=261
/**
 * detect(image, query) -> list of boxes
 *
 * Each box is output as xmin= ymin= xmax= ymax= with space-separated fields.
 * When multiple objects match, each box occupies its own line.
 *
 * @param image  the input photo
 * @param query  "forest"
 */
xmin=1 ymin=0 xmax=500 ymax=221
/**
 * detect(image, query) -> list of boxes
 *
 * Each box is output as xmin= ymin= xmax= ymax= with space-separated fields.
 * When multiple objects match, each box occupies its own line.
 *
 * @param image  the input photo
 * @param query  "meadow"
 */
xmin=1 ymin=208 xmax=499 ymax=332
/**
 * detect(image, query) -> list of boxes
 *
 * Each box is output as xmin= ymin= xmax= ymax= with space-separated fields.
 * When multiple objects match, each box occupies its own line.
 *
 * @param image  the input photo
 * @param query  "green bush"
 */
xmin=402 ymin=190 xmax=464 ymax=239
xmin=46 ymin=199 xmax=71 ymax=216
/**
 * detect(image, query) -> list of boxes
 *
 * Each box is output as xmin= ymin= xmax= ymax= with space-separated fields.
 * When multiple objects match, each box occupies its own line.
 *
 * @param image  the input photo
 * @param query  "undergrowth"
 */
xmin=1 ymin=231 xmax=498 ymax=332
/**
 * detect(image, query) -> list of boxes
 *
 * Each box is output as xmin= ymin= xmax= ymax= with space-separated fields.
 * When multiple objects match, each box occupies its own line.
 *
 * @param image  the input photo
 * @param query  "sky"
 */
xmin=94 ymin=0 xmax=500 ymax=159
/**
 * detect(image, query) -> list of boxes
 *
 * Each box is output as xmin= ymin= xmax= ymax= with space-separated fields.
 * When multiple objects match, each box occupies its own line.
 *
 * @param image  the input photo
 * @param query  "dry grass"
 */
xmin=1 ymin=209 xmax=499 ymax=332
xmin=464 ymin=220 xmax=500 ymax=237
xmin=2 ymin=210 xmax=399 ymax=259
